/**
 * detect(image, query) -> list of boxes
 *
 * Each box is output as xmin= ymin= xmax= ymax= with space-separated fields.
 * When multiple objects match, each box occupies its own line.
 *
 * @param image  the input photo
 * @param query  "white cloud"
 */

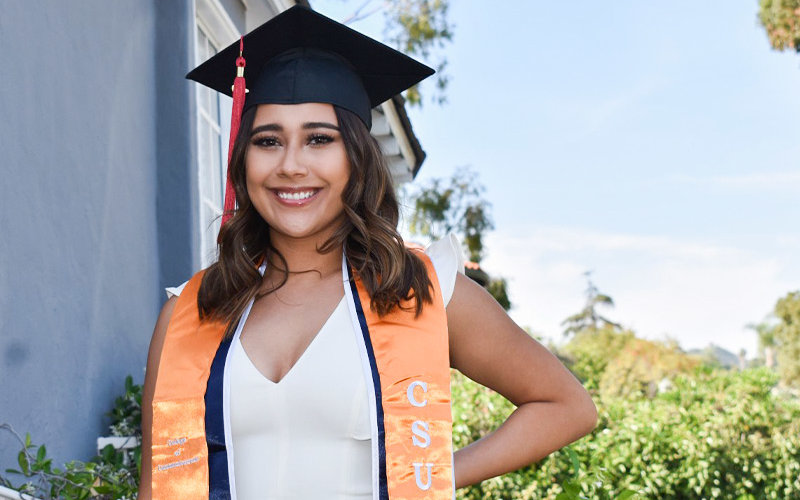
xmin=481 ymin=225 xmax=799 ymax=357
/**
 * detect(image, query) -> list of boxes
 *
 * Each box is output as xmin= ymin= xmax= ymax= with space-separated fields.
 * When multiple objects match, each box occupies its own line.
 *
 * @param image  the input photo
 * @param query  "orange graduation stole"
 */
xmin=150 ymin=252 xmax=455 ymax=499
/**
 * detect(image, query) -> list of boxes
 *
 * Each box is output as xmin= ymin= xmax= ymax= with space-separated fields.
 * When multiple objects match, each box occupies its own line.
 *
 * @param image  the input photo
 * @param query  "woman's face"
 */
xmin=245 ymin=102 xmax=350 ymax=244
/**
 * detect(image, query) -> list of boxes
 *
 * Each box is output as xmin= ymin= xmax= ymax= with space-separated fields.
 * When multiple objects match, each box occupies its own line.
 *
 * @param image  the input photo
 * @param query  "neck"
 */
xmin=264 ymin=231 xmax=343 ymax=282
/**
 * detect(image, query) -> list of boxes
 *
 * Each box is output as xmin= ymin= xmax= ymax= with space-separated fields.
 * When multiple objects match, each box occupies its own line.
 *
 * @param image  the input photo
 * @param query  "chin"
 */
xmin=267 ymin=221 xmax=337 ymax=242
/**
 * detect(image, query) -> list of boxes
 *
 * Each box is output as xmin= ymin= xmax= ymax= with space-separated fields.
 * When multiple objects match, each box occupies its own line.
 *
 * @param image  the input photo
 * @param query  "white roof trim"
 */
xmin=196 ymin=0 xmax=241 ymax=47
xmin=271 ymin=0 xmax=298 ymax=11
xmin=380 ymin=100 xmax=417 ymax=172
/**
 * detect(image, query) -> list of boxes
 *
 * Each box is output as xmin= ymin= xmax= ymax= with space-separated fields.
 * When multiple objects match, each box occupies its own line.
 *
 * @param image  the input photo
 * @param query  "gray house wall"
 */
xmin=156 ymin=0 xmax=200 ymax=289
xmin=0 ymin=0 xmax=199 ymax=472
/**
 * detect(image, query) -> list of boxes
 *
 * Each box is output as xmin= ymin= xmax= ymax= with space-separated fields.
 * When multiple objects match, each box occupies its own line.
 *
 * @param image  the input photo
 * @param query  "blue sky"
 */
xmin=315 ymin=1 xmax=800 ymax=357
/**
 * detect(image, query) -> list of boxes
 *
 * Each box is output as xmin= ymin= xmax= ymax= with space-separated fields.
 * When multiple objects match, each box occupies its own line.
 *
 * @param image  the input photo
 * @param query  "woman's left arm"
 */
xmin=447 ymin=272 xmax=598 ymax=489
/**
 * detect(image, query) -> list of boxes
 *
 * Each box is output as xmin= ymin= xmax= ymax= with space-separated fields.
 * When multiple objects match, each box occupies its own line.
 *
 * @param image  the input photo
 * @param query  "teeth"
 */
xmin=278 ymin=190 xmax=315 ymax=200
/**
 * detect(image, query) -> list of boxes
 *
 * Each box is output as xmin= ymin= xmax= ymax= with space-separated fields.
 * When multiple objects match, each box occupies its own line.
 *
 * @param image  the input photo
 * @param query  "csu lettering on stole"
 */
xmin=408 ymin=379 xmax=434 ymax=491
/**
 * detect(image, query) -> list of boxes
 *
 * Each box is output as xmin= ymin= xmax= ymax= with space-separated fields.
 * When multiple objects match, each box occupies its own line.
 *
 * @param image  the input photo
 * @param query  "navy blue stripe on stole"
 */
xmin=346 ymin=265 xmax=389 ymax=500
xmin=205 ymin=336 xmax=233 ymax=500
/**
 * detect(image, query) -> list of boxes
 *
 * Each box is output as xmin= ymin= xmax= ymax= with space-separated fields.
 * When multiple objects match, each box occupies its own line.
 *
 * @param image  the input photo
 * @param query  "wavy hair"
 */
xmin=197 ymin=105 xmax=433 ymax=336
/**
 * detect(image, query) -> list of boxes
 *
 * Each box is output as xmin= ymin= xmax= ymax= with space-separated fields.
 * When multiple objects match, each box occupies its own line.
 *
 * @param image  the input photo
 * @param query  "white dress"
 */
xmin=166 ymin=235 xmax=463 ymax=500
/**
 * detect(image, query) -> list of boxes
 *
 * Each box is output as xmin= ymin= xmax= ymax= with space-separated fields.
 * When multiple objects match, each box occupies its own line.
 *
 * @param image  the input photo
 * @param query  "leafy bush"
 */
xmin=451 ymin=369 xmax=641 ymax=499
xmin=598 ymin=337 xmax=698 ymax=399
xmin=774 ymin=290 xmax=800 ymax=388
xmin=560 ymin=327 xmax=635 ymax=391
xmin=561 ymin=327 xmax=699 ymax=399
xmin=585 ymin=367 xmax=800 ymax=498
xmin=1 ymin=376 xmax=141 ymax=500
xmin=450 ymin=366 xmax=800 ymax=499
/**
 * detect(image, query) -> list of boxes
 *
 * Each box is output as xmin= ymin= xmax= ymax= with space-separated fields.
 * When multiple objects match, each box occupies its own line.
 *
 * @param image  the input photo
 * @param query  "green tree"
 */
xmin=561 ymin=326 xmax=635 ymax=391
xmin=758 ymin=0 xmax=800 ymax=52
xmin=747 ymin=318 xmax=778 ymax=368
xmin=773 ymin=290 xmax=800 ymax=387
xmin=406 ymin=166 xmax=493 ymax=263
xmin=405 ymin=167 xmax=511 ymax=310
xmin=598 ymin=337 xmax=698 ymax=399
xmin=561 ymin=271 xmax=621 ymax=337
xmin=331 ymin=0 xmax=454 ymax=105
xmin=384 ymin=0 xmax=452 ymax=105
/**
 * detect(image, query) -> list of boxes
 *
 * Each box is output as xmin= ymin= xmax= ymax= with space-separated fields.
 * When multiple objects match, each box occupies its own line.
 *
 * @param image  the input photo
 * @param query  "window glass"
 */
xmin=194 ymin=23 xmax=231 ymax=268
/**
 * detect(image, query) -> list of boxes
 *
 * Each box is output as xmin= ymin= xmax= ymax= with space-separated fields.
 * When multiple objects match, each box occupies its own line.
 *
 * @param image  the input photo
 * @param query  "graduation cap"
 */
xmin=187 ymin=5 xmax=434 ymax=226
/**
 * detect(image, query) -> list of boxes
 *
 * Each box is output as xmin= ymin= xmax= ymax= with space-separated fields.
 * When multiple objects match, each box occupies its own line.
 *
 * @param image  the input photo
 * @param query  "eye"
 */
xmin=251 ymin=135 xmax=280 ymax=148
xmin=308 ymin=133 xmax=335 ymax=146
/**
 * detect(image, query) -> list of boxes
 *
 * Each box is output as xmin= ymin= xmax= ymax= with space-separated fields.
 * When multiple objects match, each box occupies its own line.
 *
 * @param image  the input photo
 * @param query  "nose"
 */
xmin=276 ymin=142 xmax=309 ymax=178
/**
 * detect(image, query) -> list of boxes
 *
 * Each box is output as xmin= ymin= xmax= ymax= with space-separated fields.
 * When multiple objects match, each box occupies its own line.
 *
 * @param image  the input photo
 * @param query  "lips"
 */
xmin=271 ymin=187 xmax=321 ymax=205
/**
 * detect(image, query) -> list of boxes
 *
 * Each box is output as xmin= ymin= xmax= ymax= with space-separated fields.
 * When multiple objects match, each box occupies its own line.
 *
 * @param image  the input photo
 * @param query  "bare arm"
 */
xmin=137 ymin=296 xmax=177 ymax=500
xmin=447 ymin=273 xmax=597 ymax=489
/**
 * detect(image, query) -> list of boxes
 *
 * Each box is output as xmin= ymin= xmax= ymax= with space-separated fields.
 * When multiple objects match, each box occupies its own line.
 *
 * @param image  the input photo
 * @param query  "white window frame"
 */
xmin=193 ymin=0 xmax=240 ymax=267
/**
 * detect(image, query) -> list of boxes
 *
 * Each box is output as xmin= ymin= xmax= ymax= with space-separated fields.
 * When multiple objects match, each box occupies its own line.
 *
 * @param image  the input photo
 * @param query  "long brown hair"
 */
xmin=197 ymin=105 xmax=433 ymax=336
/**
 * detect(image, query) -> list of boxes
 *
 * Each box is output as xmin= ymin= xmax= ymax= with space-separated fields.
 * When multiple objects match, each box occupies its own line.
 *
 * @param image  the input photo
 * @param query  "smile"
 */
xmin=272 ymin=188 xmax=321 ymax=205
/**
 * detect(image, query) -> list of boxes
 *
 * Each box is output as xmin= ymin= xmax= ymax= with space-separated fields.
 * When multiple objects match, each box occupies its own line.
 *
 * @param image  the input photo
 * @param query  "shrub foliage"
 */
xmin=452 ymin=356 xmax=800 ymax=499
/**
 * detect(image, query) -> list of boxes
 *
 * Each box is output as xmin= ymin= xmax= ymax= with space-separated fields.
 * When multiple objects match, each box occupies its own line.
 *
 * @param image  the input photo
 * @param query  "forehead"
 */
xmin=252 ymin=102 xmax=338 ymax=126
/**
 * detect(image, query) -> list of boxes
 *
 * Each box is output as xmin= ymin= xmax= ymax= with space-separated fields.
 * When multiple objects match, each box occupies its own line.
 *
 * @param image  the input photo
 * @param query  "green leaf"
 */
xmin=562 ymin=481 xmax=580 ymax=496
xmin=93 ymin=484 xmax=112 ymax=494
xmin=618 ymin=490 xmax=638 ymax=500
xmin=37 ymin=444 xmax=47 ymax=462
xmin=17 ymin=451 xmax=29 ymax=475
xmin=566 ymin=446 xmax=581 ymax=476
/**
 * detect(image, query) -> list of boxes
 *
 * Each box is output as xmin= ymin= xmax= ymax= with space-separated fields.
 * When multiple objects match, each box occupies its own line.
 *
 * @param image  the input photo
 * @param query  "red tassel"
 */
xmin=221 ymin=36 xmax=247 ymax=228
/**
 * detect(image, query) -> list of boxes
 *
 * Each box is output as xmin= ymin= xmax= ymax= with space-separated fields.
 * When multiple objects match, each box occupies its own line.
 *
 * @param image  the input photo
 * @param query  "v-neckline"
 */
xmin=236 ymin=296 xmax=345 ymax=384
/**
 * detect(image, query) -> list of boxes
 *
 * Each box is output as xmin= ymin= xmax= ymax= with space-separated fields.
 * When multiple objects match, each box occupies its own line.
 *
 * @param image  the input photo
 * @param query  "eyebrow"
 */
xmin=250 ymin=122 xmax=340 ymax=136
xmin=303 ymin=121 xmax=340 ymax=131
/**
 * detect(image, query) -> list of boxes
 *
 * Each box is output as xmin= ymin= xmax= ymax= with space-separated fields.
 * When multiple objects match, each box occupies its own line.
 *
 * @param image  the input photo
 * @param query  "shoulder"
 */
xmin=153 ymin=296 xmax=179 ymax=340
xmin=421 ymin=233 xmax=464 ymax=307
xmin=146 ymin=267 xmax=207 ymax=382
xmin=163 ymin=269 xmax=208 ymax=299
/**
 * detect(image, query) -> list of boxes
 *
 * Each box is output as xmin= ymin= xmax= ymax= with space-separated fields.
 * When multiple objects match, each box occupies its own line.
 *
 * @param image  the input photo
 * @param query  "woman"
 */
xmin=139 ymin=6 xmax=597 ymax=500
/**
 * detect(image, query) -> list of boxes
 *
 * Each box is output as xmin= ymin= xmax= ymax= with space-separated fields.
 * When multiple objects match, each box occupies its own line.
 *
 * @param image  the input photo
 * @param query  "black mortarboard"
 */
xmin=186 ymin=5 xmax=435 ymax=130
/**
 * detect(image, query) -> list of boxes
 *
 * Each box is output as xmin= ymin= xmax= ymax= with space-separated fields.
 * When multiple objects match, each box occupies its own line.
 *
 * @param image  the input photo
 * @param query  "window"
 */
xmin=193 ymin=3 xmax=236 ymax=267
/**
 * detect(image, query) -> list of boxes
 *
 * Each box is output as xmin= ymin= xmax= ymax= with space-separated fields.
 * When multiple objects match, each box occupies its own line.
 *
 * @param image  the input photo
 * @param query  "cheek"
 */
xmin=243 ymin=161 xmax=272 ymax=210
xmin=328 ymin=149 xmax=351 ymax=192
xmin=244 ymin=153 xmax=270 ymax=188
xmin=244 ymin=169 xmax=258 ymax=202
xmin=244 ymin=164 xmax=256 ymax=189
xmin=333 ymin=167 xmax=351 ymax=202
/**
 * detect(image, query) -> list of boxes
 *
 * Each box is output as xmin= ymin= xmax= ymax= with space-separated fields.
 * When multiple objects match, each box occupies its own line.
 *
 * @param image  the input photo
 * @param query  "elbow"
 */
xmin=582 ymin=397 xmax=599 ymax=435
xmin=575 ymin=391 xmax=598 ymax=437
xmin=557 ymin=384 xmax=598 ymax=440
